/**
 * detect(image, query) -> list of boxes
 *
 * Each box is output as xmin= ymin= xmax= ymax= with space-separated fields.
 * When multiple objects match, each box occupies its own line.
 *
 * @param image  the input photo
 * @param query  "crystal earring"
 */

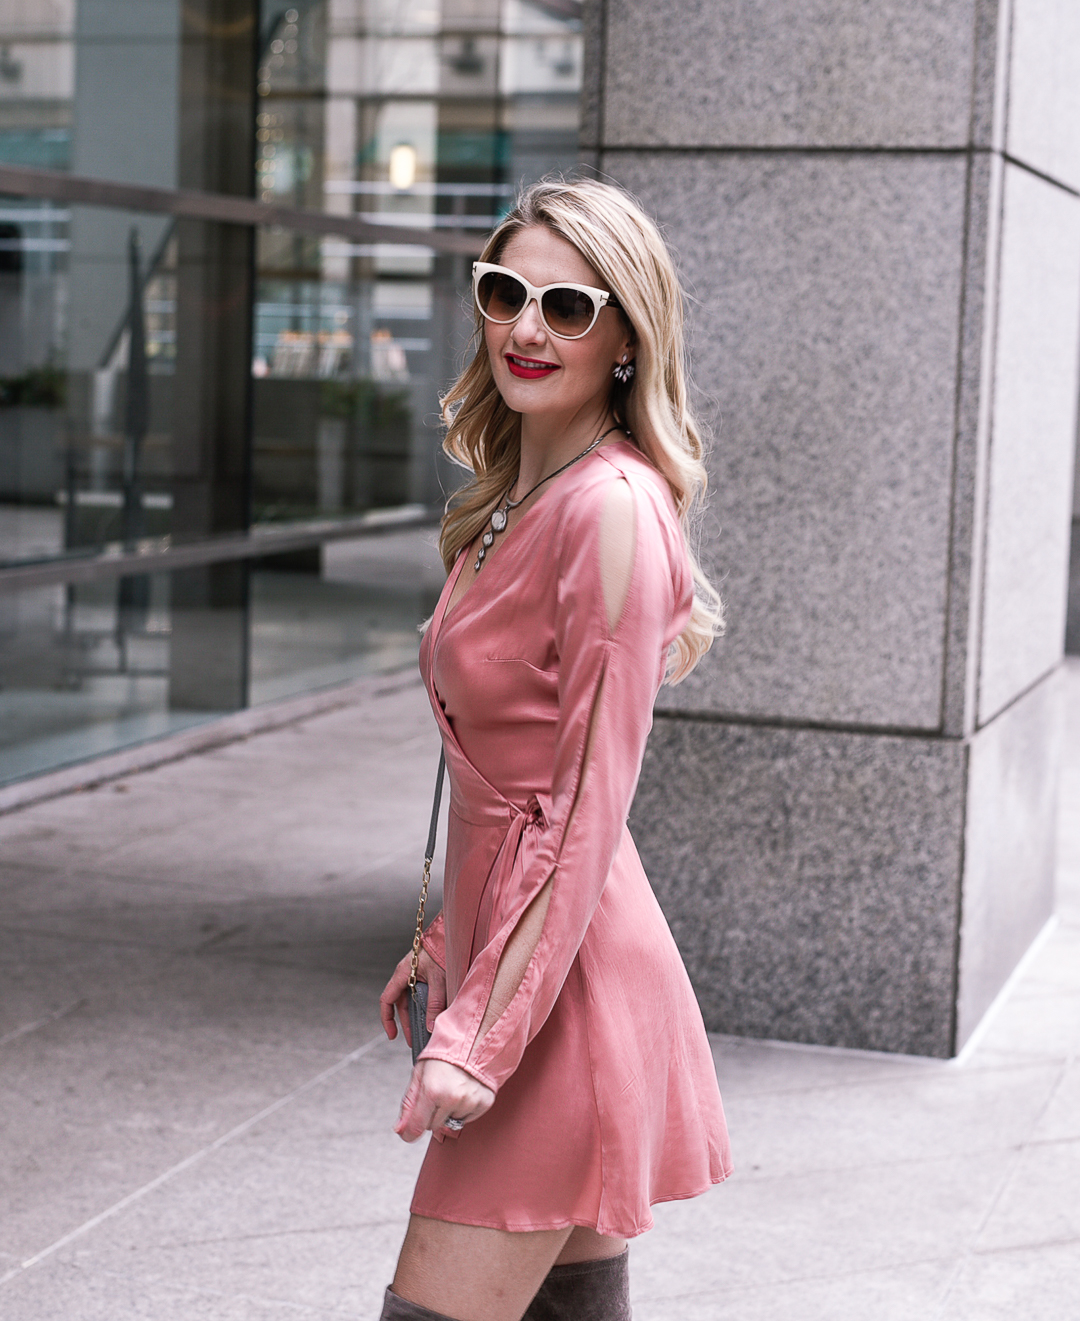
xmin=613 ymin=355 xmax=635 ymax=385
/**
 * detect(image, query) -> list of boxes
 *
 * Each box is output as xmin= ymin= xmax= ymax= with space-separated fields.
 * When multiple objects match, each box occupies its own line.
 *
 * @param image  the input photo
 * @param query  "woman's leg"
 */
xmin=554 ymin=1227 xmax=627 ymax=1265
xmin=390 ymin=1216 xmax=627 ymax=1321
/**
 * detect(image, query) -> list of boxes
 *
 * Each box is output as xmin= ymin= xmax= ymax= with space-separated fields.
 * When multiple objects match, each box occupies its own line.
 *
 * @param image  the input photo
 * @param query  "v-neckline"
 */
xmin=439 ymin=442 xmax=615 ymax=629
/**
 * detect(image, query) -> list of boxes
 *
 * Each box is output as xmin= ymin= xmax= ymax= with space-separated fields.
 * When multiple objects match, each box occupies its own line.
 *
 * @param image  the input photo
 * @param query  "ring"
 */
xmin=444 ymin=1116 xmax=465 ymax=1131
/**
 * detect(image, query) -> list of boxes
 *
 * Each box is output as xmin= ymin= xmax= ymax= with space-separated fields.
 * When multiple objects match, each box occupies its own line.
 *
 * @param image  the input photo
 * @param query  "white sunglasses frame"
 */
xmin=472 ymin=261 xmax=622 ymax=340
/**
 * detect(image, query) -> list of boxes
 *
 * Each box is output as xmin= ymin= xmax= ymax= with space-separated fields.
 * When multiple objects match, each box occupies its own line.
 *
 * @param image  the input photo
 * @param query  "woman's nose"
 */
xmin=514 ymin=298 xmax=546 ymax=342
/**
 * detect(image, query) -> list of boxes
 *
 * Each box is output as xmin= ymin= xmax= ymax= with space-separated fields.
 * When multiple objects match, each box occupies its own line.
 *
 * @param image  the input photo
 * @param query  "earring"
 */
xmin=613 ymin=355 xmax=635 ymax=385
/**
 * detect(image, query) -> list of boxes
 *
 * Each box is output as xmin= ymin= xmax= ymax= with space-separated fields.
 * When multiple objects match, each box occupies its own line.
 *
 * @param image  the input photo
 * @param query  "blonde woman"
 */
xmin=379 ymin=178 xmax=731 ymax=1321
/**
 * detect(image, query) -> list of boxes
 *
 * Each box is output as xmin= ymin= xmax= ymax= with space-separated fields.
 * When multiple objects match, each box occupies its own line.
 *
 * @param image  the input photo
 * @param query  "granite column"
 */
xmin=583 ymin=0 xmax=1080 ymax=1055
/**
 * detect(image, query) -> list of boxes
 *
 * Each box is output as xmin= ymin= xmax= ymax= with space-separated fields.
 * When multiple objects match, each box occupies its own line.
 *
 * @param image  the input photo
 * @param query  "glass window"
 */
xmin=0 ymin=0 xmax=582 ymax=783
xmin=250 ymin=0 xmax=584 ymax=525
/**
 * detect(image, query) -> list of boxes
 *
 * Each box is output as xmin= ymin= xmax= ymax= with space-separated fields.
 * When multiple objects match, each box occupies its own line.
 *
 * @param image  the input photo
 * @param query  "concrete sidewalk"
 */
xmin=1 ymin=664 xmax=1077 ymax=1319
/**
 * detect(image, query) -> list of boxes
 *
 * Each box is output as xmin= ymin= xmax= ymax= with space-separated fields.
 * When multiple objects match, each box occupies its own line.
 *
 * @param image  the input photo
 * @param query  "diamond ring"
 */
xmin=444 ymin=1116 xmax=465 ymax=1132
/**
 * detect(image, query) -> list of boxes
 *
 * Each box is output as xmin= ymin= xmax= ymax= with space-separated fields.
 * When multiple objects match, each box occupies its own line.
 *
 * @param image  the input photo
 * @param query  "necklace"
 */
xmin=474 ymin=425 xmax=627 ymax=571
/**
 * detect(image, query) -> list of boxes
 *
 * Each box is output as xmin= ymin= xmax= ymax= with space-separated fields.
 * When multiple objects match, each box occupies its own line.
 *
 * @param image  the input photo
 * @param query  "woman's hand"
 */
xmin=395 ymin=1058 xmax=495 ymax=1143
xmin=379 ymin=947 xmax=447 ymax=1043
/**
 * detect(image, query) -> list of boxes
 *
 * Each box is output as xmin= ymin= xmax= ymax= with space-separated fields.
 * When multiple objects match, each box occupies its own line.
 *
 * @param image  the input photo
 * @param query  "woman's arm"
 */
xmin=470 ymin=482 xmax=634 ymax=1043
xmin=413 ymin=468 xmax=692 ymax=1095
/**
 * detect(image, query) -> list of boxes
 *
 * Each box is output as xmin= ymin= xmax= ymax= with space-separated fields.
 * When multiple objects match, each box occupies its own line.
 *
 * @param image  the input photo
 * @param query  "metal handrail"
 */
xmin=0 ymin=164 xmax=486 ymax=256
xmin=0 ymin=504 xmax=441 ymax=594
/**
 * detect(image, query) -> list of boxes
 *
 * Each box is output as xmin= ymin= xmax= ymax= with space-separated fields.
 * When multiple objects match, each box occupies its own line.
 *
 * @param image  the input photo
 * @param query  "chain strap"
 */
xmin=408 ymin=856 xmax=432 ymax=994
xmin=409 ymin=749 xmax=446 ymax=994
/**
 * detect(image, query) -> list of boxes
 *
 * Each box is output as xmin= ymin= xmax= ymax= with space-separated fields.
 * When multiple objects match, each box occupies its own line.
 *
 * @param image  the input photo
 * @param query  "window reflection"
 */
xmin=0 ymin=0 xmax=582 ymax=781
xmin=251 ymin=0 xmax=583 ymax=522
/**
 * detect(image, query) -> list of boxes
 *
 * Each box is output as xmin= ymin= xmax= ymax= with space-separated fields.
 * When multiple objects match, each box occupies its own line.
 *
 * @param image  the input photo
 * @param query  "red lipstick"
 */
xmin=505 ymin=353 xmax=560 ymax=379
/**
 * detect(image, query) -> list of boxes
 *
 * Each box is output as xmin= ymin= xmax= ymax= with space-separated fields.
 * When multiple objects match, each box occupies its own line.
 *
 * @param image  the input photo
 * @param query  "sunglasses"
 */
xmin=472 ymin=261 xmax=623 ymax=340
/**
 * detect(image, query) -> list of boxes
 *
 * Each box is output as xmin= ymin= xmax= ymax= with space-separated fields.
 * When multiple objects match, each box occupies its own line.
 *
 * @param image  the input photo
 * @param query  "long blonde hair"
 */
xmin=439 ymin=177 xmax=723 ymax=682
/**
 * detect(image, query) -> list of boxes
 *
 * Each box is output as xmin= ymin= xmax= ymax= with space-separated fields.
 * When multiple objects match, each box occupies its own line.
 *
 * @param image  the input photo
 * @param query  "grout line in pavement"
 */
xmin=0 ymin=849 xmax=425 ymax=902
xmin=0 ymin=1030 xmax=387 ymax=1290
xmin=165 ymin=1218 xmax=408 ymax=1248
xmin=0 ymin=923 xmax=242 ymax=953
xmin=0 ymin=998 xmax=86 ymax=1048
xmin=972 ymin=1230 xmax=1080 ymax=1256
xmin=0 ymin=839 xmax=427 ymax=881
xmin=928 ymin=1037 xmax=1078 ymax=1318
xmin=0 ymin=922 xmax=417 ymax=978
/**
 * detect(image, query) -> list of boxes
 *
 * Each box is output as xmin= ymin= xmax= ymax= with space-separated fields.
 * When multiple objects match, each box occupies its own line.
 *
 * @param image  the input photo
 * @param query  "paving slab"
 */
xmin=937 ymin=1239 xmax=1080 ymax=1321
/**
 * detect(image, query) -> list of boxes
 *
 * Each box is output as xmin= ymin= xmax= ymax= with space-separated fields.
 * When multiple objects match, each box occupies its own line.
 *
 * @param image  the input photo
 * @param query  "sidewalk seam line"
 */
xmin=0 ymin=998 xmax=86 ymax=1048
xmin=928 ymin=1039 xmax=1078 ymax=1316
xmin=0 ymin=1031 xmax=387 ymax=1288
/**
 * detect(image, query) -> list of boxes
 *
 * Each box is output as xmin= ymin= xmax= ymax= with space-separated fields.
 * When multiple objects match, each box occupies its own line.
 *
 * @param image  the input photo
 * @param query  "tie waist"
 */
xmin=444 ymin=736 xmax=551 ymax=834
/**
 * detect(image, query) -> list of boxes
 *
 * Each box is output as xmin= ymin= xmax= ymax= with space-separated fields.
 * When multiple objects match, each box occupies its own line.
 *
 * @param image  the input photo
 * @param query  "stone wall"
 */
xmin=585 ymin=0 xmax=1080 ymax=1054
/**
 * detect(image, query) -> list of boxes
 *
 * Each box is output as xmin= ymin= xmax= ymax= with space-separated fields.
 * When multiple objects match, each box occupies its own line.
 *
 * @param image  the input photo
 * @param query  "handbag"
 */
xmin=408 ymin=749 xmax=446 ymax=1065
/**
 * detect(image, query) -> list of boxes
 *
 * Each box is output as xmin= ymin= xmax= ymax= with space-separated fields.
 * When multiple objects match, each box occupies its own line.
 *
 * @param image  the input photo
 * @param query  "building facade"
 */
xmin=0 ymin=0 xmax=583 ymax=783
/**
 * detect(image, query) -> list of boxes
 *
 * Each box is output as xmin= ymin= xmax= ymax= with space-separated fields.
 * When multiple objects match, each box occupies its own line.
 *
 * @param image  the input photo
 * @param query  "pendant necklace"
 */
xmin=474 ymin=425 xmax=627 ymax=571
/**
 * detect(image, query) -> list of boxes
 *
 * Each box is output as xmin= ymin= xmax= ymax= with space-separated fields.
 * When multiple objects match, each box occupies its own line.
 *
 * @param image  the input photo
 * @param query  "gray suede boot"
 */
xmin=522 ymin=1249 xmax=632 ymax=1320
xmin=380 ymin=1286 xmax=464 ymax=1320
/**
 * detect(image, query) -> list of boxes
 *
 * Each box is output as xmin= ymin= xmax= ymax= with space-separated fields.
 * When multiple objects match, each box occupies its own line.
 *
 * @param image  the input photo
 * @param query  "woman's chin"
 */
xmin=497 ymin=377 xmax=565 ymax=415
xmin=496 ymin=373 xmax=607 ymax=421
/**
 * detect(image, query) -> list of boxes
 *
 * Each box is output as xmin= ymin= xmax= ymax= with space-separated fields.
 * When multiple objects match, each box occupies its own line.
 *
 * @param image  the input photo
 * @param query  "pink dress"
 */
xmin=413 ymin=439 xmax=732 ymax=1238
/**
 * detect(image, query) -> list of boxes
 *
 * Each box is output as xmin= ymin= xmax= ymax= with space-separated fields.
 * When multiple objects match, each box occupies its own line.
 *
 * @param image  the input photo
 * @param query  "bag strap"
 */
xmin=408 ymin=748 xmax=446 ymax=994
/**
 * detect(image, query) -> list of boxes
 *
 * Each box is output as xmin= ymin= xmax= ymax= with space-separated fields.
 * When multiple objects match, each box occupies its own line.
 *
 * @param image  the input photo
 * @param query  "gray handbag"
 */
xmin=407 ymin=750 xmax=446 ymax=1065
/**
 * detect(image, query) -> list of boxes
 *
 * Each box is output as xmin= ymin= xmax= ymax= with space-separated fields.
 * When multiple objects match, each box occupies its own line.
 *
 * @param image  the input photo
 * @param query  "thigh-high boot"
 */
xmin=522 ymin=1249 xmax=632 ymax=1320
xmin=380 ymin=1287 xmax=464 ymax=1320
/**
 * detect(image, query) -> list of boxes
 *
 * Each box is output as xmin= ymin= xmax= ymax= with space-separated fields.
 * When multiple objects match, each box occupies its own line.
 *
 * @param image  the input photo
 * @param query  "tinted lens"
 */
xmin=477 ymin=271 xmax=527 ymax=321
xmin=541 ymin=286 xmax=595 ymax=335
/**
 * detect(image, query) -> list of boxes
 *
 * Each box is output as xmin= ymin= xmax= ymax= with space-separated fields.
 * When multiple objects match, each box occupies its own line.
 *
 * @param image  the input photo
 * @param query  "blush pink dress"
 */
xmin=413 ymin=439 xmax=732 ymax=1238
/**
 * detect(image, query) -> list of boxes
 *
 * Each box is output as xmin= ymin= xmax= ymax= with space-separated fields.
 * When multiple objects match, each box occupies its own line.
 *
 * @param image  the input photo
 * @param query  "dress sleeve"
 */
xmin=420 ymin=911 xmax=446 ymax=970
xmin=417 ymin=468 xmax=693 ymax=1093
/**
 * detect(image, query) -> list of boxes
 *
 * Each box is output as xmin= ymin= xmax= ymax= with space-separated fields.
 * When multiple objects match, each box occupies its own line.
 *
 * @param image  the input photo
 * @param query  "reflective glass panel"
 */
xmin=0 ymin=572 xmax=220 ymax=787
xmin=250 ymin=0 xmax=584 ymax=525
xmin=0 ymin=0 xmax=582 ymax=781
xmin=248 ymin=526 xmax=446 ymax=706
xmin=0 ymin=206 xmax=184 ymax=566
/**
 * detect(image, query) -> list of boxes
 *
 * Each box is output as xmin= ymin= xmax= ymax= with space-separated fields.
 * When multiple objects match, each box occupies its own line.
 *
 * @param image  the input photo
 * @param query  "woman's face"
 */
xmin=484 ymin=225 xmax=634 ymax=423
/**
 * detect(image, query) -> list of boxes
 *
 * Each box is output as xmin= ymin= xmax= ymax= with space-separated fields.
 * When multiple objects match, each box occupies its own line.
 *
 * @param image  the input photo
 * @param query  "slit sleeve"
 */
xmin=417 ymin=468 xmax=694 ymax=1094
xmin=420 ymin=911 xmax=446 ymax=970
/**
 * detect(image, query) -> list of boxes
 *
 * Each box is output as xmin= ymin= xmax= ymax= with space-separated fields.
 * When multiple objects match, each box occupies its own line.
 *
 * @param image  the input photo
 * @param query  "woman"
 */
xmin=379 ymin=178 xmax=732 ymax=1321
